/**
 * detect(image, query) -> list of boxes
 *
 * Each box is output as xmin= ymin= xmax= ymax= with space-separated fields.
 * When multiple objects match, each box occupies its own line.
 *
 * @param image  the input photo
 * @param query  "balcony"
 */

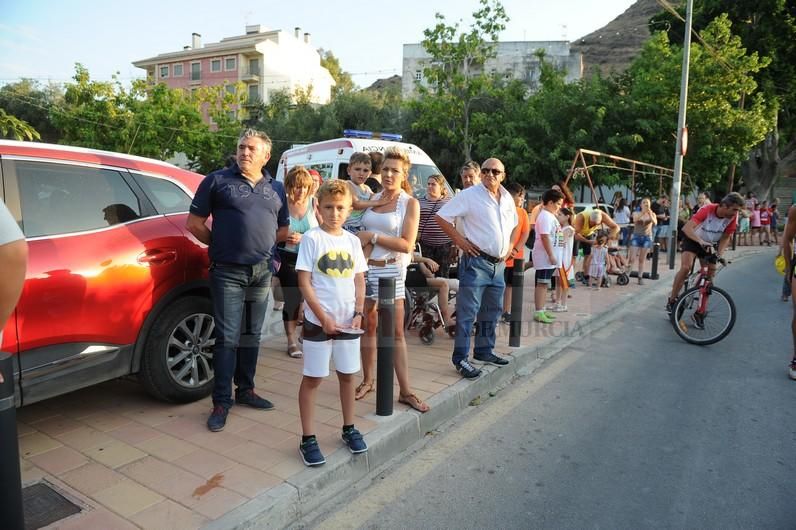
xmin=242 ymin=67 xmax=260 ymax=82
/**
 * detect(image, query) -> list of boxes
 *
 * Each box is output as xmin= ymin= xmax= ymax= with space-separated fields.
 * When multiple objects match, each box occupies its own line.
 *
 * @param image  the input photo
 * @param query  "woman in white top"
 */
xmin=613 ymin=198 xmax=631 ymax=246
xmin=354 ymin=147 xmax=429 ymax=413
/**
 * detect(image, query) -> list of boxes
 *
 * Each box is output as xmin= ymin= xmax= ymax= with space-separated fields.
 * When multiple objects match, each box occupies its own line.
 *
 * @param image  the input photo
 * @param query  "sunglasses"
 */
xmin=480 ymin=168 xmax=503 ymax=176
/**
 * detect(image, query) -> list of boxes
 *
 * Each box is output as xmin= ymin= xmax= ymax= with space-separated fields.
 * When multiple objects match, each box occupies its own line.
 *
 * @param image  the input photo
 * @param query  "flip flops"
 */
xmin=354 ymin=381 xmax=374 ymax=400
xmin=398 ymin=393 xmax=430 ymax=413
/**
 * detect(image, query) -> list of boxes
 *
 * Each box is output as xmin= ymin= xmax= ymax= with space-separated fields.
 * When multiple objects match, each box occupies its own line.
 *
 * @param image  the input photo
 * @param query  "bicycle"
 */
xmin=670 ymin=252 xmax=736 ymax=345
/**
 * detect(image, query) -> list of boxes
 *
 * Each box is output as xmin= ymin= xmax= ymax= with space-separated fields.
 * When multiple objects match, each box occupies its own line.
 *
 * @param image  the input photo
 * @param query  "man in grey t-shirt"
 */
xmin=0 ymin=200 xmax=27 ymax=383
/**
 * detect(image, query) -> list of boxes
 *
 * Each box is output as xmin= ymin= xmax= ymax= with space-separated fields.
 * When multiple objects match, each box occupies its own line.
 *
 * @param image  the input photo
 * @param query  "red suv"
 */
xmin=0 ymin=140 xmax=214 ymax=405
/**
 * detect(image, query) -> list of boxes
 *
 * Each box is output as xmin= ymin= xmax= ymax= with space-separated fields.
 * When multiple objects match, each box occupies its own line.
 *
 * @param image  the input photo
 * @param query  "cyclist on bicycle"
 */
xmin=666 ymin=192 xmax=745 ymax=314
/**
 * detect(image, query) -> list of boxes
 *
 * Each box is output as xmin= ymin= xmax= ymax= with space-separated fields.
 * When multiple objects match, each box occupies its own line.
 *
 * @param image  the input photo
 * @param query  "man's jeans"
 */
xmin=452 ymin=255 xmax=506 ymax=365
xmin=209 ymin=260 xmax=271 ymax=408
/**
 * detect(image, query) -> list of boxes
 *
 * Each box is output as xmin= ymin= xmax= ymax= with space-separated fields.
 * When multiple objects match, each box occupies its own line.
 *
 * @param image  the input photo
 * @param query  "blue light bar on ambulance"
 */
xmin=343 ymin=129 xmax=403 ymax=142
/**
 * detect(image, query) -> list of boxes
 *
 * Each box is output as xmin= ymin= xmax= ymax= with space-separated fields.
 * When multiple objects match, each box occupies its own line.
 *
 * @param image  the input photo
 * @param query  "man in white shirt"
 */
xmin=436 ymin=158 xmax=518 ymax=379
xmin=0 ymin=200 xmax=27 ymax=384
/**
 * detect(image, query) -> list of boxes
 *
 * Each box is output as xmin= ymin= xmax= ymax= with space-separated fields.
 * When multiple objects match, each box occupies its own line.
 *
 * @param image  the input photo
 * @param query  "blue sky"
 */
xmin=1 ymin=0 xmax=637 ymax=88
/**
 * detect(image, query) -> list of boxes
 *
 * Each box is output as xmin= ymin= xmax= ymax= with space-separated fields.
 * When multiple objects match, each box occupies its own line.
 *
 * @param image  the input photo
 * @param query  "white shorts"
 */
xmin=301 ymin=320 xmax=361 ymax=378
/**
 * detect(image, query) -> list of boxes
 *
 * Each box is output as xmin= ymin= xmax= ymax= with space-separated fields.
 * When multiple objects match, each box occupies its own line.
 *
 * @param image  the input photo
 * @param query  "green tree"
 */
xmin=319 ymin=49 xmax=356 ymax=97
xmin=621 ymin=16 xmax=774 ymax=193
xmin=410 ymin=0 xmax=509 ymax=161
xmin=0 ymin=79 xmax=63 ymax=142
xmin=0 ymin=108 xmax=40 ymax=141
xmin=652 ymin=0 xmax=796 ymax=196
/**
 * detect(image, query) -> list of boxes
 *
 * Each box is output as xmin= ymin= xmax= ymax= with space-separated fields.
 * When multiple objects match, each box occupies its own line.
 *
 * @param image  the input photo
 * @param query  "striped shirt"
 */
xmin=418 ymin=196 xmax=450 ymax=246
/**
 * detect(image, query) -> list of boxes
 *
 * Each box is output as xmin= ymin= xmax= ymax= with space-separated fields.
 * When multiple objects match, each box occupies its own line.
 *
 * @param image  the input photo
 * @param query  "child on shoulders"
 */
xmin=343 ymin=152 xmax=396 ymax=234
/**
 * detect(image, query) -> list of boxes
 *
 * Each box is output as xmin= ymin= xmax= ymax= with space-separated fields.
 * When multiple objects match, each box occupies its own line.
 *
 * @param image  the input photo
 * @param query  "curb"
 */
xmin=207 ymin=248 xmax=762 ymax=529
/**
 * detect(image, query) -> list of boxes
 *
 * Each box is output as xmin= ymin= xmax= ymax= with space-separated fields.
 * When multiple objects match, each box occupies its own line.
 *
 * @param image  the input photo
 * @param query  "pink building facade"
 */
xmin=133 ymin=25 xmax=334 ymax=122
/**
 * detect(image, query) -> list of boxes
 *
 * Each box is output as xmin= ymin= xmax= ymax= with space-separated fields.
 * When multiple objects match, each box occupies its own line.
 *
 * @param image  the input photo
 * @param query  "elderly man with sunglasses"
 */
xmin=435 ymin=158 xmax=519 ymax=379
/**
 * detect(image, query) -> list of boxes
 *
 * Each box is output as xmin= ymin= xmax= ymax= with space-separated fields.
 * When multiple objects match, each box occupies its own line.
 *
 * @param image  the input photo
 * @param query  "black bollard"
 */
xmin=732 ymin=230 xmax=737 ymax=251
xmin=376 ymin=277 xmax=395 ymax=416
xmin=0 ymin=353 xmax=24 ymax=530
xmin=650 ymin=242 xmax=661 ymax=280
xmin=509 ymin=258 xmax=524 ymax=347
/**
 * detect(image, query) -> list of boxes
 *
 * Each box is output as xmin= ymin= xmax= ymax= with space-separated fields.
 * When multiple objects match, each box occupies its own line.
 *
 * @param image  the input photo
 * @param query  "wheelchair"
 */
xmin=404 ymin=264 xmax=456 ymax=345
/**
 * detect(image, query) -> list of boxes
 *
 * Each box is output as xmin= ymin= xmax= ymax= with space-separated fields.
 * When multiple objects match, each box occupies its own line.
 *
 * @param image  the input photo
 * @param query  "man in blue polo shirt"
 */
xmin=187 ymin=129 xmax=289 ymax=432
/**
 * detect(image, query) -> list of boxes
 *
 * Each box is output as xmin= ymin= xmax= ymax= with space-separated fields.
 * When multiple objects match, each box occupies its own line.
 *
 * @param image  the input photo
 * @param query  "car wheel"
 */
xmin=139 ymin=296 xmax=215 ymax=403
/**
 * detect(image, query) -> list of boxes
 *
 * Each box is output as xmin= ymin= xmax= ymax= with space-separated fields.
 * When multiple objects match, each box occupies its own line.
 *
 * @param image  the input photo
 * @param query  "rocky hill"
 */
xmin=571 ymin=0 xmax=662 ymax=75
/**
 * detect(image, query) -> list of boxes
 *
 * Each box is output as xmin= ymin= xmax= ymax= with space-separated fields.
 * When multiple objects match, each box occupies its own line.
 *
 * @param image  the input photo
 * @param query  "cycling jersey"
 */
xmin=690 ymin=204 xmax=737 ymax=243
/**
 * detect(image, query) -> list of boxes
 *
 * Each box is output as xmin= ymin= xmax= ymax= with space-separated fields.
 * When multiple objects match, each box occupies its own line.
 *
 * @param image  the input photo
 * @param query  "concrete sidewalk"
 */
xmin=15 ymin=247 xmax=767 ymax=529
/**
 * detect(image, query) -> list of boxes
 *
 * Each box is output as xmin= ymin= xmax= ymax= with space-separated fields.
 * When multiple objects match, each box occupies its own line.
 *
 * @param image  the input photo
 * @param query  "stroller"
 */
xmin=404 ymin=264 xmax=455 ymax=345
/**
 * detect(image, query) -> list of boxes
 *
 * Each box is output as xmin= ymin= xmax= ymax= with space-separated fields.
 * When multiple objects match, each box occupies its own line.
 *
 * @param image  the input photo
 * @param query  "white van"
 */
xmin=274 ymin=130 xmax=451 ymax=198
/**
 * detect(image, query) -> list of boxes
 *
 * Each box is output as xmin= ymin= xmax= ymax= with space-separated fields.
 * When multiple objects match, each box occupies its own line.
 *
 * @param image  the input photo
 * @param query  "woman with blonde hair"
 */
xmin=278 ymin=166 xmax=320 ymax=358
xmin=354 ymin=147 xmax=429 ymax=412
xmin=628 ymin=197 xmax=657 ymax=285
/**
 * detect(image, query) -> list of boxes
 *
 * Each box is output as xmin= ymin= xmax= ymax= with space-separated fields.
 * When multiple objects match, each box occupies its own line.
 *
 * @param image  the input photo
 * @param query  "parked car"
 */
xmin=0 ymin=140 xmax=214 ymax=406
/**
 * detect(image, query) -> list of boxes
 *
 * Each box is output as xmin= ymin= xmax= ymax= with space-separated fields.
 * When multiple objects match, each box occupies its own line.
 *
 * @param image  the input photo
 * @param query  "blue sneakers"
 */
xmin=342 ymin=428 xmax=368 ymax=454
xmin=299 ymin=437 xmax=326 ymax=467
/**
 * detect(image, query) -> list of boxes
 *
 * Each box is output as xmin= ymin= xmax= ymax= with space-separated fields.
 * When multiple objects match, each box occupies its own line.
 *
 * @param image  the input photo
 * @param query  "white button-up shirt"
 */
xmin=438 ymin=183 xmax=518 ymax=258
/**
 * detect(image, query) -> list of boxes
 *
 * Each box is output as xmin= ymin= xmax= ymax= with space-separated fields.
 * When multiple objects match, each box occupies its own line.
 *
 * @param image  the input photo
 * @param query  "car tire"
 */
xmin=139 ymin=296 xmax=215 ymax=403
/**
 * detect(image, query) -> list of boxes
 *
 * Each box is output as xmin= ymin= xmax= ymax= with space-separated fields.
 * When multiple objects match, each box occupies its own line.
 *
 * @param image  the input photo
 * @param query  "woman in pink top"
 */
xmin=750 ymin=205 xmax=762 ymax=245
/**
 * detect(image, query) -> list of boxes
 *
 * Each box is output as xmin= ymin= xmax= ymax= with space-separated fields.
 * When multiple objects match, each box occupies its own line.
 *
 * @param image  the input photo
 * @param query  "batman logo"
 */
xmin=317 ymin=249 xmax=354 ymax=278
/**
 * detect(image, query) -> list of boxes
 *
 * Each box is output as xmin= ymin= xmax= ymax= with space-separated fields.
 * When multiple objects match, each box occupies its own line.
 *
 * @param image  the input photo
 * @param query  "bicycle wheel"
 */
xmin=670 ymin=285 xmax=736 ymax=345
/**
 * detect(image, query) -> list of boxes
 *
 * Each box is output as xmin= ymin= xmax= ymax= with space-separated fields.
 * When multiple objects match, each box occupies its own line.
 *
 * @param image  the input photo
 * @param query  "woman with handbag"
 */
xmin=417 ymin=174 xmax=454 ymax=277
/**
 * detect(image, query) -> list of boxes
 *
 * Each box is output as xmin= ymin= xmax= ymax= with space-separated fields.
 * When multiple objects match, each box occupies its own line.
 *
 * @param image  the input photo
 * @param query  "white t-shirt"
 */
xmin=0 ymin=201 xmax=24 ymax=345
xmin=437 ymin=183 xmax=518 ymax=258
xmin=295 ymin=226 xmax=368 ymax=327
xmin=532 ymin=208 xmax=561 ymax=270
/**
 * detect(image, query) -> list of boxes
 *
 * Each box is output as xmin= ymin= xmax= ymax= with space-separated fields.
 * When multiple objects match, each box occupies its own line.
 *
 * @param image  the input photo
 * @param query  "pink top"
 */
xmin=750 ymin=209 xmax=761 ymax=228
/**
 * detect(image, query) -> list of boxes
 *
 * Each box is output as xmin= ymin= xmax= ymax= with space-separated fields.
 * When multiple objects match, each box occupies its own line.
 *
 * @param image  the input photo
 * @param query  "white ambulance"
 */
xmin=274 ymin=130 xmax=452 ymax=198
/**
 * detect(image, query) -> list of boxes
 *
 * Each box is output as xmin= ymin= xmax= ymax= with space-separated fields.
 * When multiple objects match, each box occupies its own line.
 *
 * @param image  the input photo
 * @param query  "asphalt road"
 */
xmin=313 ymin=250 xmax=795 ymax=529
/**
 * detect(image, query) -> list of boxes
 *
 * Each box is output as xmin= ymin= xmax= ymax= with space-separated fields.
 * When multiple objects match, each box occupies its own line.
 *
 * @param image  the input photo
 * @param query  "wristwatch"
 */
xmin=370 ymin=233 xmax=379 ymax=245
xmin=353 ymin=311 xmax=365 ymax=319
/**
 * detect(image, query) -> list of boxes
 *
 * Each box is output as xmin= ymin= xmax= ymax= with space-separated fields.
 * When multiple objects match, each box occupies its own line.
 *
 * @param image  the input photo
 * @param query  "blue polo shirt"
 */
xmin=190 ymin=164 xmax=289 ymax=265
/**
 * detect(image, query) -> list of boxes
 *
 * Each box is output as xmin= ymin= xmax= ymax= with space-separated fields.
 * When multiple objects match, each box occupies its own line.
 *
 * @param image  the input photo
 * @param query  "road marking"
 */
xmin=314 ymin=347 xmax=586 ymax=529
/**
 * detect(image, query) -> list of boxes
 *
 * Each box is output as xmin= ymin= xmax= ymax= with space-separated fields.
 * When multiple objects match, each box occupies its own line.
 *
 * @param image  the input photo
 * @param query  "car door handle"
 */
xmin=137 ymin=249 xmax=177 ymax=265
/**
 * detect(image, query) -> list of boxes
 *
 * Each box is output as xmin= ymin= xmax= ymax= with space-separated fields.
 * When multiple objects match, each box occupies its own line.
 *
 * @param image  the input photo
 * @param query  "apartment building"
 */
xmin=402 ymin=41 xmax=582 ymax=98
xmin=133 ymin=25 xmax=335 ymax=118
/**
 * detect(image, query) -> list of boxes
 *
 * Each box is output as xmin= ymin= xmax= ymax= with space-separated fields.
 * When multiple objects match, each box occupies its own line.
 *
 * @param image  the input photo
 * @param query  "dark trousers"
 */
xmin=209 ymin=260 xmax=271 ymax=408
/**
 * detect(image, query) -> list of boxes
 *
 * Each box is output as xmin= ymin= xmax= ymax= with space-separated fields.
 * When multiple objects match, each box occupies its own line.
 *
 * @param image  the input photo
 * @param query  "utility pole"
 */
xmin=668 ymin=0 xmax=694 ymax=269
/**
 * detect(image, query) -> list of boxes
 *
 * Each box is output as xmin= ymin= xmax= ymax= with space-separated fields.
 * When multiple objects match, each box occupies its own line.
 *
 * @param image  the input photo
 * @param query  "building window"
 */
xmin=225 ymin=57 xmax=236 ymax=71
xmin=248 ymin=58 xmax=259 ymax=76
xmin=225 ymin=84 xmax=236 ymax=95
xmin=159 ymin=65 xmax=169 ymax=79
xmin=227 ymin=110 xmax=237 ymax=120
xmin=191 ymin=62 xmax=201 ymax=81
xmin=415 ymin=70 xmax=422 ymax=81
xmin=173 ymin=64 xmax=184 ymax=77
xmin=248 ymin=84 xmax=259 ymax=103
xmin=211 ymin=59 xmax=221 ymax=72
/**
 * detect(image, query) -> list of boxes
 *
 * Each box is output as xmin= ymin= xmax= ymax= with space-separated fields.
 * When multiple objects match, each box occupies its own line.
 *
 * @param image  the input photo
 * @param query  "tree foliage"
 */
xmin=0 ymin=108 xmax=41 ymax=141
xmin=0 ymin=79 xmax=62 ymax=142
xmin=319 ymin=49 xmax=356 ymax=97
xmin=410 ymin=0 xmax=508 ymax=161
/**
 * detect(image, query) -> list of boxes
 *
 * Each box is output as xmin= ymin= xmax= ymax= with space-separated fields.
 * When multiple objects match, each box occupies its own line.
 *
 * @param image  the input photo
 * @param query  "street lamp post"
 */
xmin=668 ymin=0 xmax=694 ymax=269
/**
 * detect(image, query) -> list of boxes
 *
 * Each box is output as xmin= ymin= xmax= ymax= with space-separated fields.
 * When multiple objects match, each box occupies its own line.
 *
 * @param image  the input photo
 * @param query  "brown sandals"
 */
xmin=398 ymin=393 xmax=430 ymax=413
xmin=354 ymin=381 xmax=374 ymax=400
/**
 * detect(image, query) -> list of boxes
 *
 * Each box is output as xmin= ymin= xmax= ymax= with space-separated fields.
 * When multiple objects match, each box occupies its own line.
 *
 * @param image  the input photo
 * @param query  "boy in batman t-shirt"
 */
xmin=295 ymin=180 xmax=368 ymax=466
